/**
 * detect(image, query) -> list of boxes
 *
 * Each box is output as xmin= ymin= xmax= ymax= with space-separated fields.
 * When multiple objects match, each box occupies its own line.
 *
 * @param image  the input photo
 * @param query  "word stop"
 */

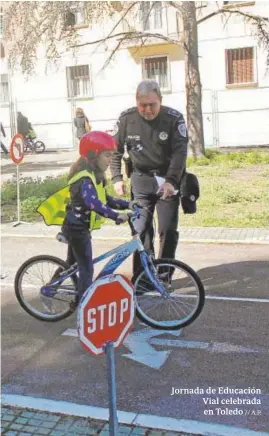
xmin=87 ymin=298 xmax=129 ymax=333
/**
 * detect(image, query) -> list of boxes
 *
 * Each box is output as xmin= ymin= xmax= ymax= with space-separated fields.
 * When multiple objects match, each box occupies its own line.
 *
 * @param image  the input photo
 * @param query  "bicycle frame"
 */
xmin=46 ymin=235 xmax=167 ymax=297
xmin=23 ymin=138 xmax=35 ymax=152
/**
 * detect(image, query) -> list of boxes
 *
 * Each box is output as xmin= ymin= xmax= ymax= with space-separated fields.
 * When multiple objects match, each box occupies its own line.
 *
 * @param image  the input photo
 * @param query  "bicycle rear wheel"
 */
xmin=34 ymin=141 xmax=45 ymax=153
xmin=15 ymin=255 xmax=78 ymax=322
xmin=132 ymin=258 xmax=205 ymax=330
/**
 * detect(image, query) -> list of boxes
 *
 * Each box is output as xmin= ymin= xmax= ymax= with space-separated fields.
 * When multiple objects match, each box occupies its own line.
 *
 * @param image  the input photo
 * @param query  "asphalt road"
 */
xmin=1 ymin=150 xmax=75 ymax=183
xmin=1 ymin=236 xmax=269 ymax=433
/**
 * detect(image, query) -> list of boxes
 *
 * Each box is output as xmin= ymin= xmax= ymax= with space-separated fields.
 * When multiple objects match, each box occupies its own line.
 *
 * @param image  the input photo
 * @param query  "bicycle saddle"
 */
xmin=56 ymin=232 xmax=68 ymax=244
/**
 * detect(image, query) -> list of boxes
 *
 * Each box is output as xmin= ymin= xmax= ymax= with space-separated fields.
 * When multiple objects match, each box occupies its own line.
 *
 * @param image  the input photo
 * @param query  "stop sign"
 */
xmin=79 ymin=274 xmax=134 ymax=355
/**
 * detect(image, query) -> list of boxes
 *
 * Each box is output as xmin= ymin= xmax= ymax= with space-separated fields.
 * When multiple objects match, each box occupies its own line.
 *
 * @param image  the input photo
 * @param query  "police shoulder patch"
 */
xmin=178 ymin=123 xmax=187 ymax=138
xmin=120 ymin=107 xmax=137 ymax=118
xmin=163 ymin=106 xmax=182 ymax=118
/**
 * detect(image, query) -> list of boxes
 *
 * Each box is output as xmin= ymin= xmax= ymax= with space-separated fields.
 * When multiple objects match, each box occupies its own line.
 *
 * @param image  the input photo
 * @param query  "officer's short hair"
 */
xmin=136 ymin=79 xmax=162 ymax=100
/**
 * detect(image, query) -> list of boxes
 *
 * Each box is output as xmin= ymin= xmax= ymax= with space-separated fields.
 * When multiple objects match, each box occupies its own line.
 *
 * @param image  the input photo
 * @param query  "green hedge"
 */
xmin=1 ymin=150 xmax=269 ymax=226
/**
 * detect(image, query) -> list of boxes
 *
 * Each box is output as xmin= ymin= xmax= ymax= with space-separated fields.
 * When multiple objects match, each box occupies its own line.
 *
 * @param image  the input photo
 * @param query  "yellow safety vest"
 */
xmin=37 ymin=170 xmax=107 ymax=230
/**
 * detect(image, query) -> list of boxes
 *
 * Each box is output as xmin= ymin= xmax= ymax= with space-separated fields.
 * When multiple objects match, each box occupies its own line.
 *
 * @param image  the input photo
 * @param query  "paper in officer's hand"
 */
xmin=155 ymin=176 xmax=178 ymax=196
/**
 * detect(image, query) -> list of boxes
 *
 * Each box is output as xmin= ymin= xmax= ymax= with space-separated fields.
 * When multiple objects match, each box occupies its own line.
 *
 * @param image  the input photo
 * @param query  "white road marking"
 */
xmin=2 ymin=233 xmax=269 ymax=244
xmin=207 ymin=295 xmax=269 ymax=303
xmin=3 ymin=282 xmax=268 ymax=303
xmin=62 ymin=327 xmax=267 ymax=369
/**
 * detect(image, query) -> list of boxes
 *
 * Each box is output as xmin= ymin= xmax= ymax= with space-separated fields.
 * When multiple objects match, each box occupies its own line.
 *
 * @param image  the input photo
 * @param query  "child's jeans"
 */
xmin=62 ymin=226 xmax=93 ymax=299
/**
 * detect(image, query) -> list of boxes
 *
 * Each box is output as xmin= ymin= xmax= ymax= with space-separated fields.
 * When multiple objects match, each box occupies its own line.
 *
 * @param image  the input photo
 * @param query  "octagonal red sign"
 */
xmin=78 ymin=274 xmax=134 ymax=355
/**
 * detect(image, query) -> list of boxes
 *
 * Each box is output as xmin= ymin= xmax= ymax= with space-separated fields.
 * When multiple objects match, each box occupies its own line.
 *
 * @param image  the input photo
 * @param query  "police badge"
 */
xmin=159 ymin=131 xmax=168 ymax=141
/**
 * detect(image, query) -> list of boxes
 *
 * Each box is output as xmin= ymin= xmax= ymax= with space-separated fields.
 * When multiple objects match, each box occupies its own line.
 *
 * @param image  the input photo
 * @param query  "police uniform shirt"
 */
xmin=110 ymin=106 xmax=188 ymax=188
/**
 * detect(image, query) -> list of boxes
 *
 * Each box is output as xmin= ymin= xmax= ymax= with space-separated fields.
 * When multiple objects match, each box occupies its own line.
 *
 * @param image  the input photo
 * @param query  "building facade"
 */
xmin=1 ymin=1 xmax=269 ymax=150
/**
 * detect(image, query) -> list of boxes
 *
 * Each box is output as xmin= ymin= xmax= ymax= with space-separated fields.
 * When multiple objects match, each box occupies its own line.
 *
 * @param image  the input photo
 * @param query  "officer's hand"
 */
xmin=116 ymin=213 xmax=129 ymax=224
xmin=157 ymin=182 xmax=175 ymax=199
xmin=114 ymin=181 xmax=126 ymax=196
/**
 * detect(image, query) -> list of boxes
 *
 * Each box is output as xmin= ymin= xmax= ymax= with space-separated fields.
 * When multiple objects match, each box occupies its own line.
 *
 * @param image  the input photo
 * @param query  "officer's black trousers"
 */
xmin=131 ymin=172 xmax=179 ymax=273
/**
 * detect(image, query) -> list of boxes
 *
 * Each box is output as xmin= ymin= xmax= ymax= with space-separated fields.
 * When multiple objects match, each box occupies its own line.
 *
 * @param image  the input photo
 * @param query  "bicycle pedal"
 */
xmin=41 ymin=285 xmax=57 ymax=297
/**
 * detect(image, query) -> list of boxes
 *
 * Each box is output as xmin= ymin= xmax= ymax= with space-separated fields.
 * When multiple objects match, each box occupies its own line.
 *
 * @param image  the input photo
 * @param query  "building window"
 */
xmin=0 ymin=7 xmax=4 ymax=36
xmin=143 ymin=56 xmax=170 ymax=91
xmin=66 ymin=65 xmax=92 ymax=99
xmin=225 ymin=47 xmax=255 ymax=85
xmin=64 ymin=4 xmax=86 ymax=28
xmin=140 ymin=2 xmax=164 ymax=31
xmin=0 ymin=74 xmax=9 ymax=103
xmin=0 ymin=42 xmax=5 ymax=58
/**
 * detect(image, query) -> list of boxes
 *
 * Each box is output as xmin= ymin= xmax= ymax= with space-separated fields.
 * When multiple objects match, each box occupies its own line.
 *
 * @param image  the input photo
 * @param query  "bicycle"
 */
xmin=23 ymin=136 xmax=46 ymax=154
xmin=14 ymin=207 xmax=205 ymax=330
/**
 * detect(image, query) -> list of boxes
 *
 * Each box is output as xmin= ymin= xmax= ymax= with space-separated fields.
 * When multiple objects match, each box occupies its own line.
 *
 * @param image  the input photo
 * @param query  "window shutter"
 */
xmin=226 ymin=47 xmax=254 ymax=84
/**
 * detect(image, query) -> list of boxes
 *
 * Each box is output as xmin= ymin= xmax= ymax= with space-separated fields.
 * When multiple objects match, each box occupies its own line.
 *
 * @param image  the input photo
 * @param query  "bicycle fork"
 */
xmin=140 ymin=251 xmax=169 ymax=299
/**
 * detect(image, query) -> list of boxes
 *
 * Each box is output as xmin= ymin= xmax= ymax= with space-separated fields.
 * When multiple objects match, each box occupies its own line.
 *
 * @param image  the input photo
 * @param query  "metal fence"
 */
xmin=1 ymin=86 xmax=269 ymax=150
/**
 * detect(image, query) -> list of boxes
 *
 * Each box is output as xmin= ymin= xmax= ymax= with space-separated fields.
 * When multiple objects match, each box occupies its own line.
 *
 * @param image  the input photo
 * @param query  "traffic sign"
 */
xmin=79 ymin=274 xmax=134 ymax=355
xmin=10 ymin=133 xmax=24 ymax=164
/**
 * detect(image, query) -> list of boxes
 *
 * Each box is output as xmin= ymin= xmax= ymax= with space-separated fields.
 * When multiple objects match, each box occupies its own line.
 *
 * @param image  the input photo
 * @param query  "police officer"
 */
xmin=110 ymin=79 xmax=188 ymax=272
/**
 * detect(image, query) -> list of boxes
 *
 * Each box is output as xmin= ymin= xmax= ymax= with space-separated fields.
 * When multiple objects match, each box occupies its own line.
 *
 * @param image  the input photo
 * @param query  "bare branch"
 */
xmin=197 ymin=7 xmax=269 ymax=25
xmin=71 ymin=30 xmax=181 ymax=49
xmin=92 ymin=1 xmax=138 ymax=56
xmin=3 ymin=1 xmax=269 ymax=74
xmin=99 ymin=36 xmax=125 ymax=73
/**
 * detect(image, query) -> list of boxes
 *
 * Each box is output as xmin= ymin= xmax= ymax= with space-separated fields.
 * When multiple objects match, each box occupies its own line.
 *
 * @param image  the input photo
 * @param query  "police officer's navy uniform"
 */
xmin=110 ymin=105 xmax=188 ymax=271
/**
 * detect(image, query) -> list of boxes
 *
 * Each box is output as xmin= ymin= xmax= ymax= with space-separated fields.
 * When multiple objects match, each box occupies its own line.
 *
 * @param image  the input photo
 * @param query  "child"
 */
xmin=38 ymin=131 xmax=134 ymax=300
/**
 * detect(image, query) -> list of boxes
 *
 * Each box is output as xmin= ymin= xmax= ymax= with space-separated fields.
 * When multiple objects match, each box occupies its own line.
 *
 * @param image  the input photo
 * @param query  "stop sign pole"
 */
xmin=78 ymin=274 xmax=134 ymax=436
xmin=104 ymin=341 xmax=119 ymax=435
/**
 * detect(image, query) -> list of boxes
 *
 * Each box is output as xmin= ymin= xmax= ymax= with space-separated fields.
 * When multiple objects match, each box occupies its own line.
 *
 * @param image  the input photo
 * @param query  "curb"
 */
xmin=1 ymin=232 xmax=269 ymax=245
xmin=2 ymin=394 xmax=265 ymax=436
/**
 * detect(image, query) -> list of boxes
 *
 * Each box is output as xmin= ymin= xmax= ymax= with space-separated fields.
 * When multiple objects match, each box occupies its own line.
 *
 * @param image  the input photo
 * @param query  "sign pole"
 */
xmin=104 ymin=341 xmax=118 ymax=436
xmin=10 ymin=133 xmax=28 ymax=227
xmin=16 ymin=164 xmax=20 ymax=223
xmin=78 ymin=275 xmax=134 ymax=435
xmin=13 ymin=162 xmax=29 ymax=227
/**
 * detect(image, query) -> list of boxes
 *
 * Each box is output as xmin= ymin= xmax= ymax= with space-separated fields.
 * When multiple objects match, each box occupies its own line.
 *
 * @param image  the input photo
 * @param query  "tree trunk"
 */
xmin=181 ymin=2 xmax=205 ymax=157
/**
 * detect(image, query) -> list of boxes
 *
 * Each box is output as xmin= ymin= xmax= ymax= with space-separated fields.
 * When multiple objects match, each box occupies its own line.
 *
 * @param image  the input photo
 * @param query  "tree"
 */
xmin=178 ymin=2 xmax=205 ymax=157
xmin=3 ymin=1 xmax=269 ymax=157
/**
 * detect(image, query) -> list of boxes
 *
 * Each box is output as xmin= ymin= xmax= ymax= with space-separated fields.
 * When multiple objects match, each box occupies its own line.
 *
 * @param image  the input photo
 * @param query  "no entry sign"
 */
xmin=10 ymin=133 xmax=24 ymax=164
xmin=79 ymin=274 xmax=134 ymax=355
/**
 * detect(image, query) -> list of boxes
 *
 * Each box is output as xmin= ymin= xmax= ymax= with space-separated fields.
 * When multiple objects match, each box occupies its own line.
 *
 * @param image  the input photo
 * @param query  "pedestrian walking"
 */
xmin=17 ymin=111 xmax=30 ymax=137
xmin=74 ymin=107 xmax=91 ymax=142
xmin=110 ymin=79 xmax=189 ymax=272
xmin=0 ymin=121 xmax=9 ymax=155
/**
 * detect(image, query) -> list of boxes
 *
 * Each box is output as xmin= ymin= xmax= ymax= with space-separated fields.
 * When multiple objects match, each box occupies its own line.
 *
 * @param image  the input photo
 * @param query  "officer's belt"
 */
xmin=133 ymin=167 xmax=166 ymax=177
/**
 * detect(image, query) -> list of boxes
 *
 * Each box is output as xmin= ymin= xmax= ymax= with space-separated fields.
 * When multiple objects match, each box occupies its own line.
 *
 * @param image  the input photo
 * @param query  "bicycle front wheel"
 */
xmin=15 ymin=255 xmax=78 ymax=322
xmin=132 ymin=259 xmax=205 ymax=330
